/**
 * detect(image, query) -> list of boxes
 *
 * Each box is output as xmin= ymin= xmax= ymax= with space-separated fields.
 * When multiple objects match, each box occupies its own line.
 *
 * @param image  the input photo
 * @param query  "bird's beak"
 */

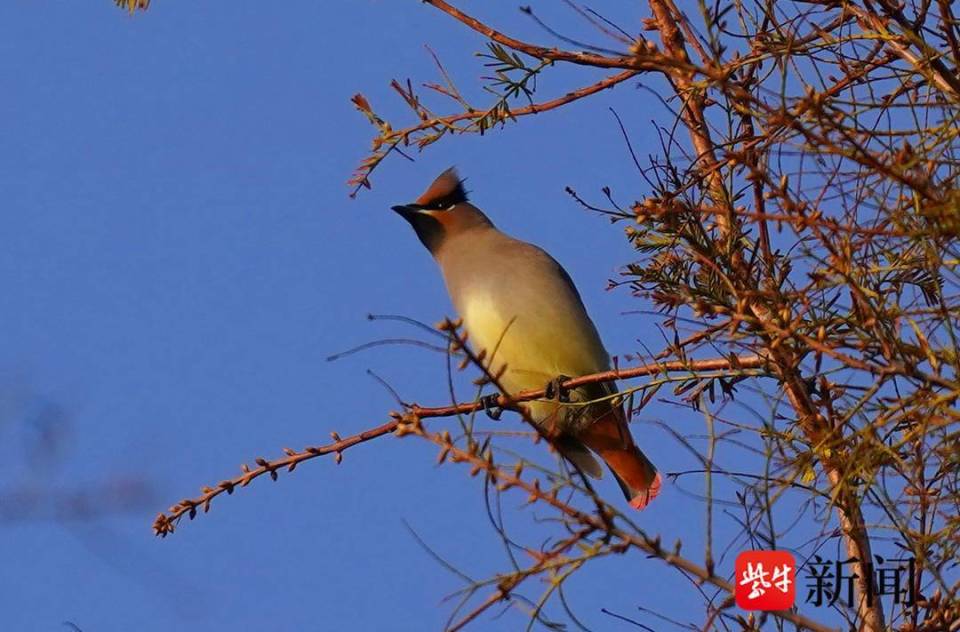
xmin=391 ymin=204 xmax=421 ymax=218
xmin=392 ymin=203 xmax=444 ymax=253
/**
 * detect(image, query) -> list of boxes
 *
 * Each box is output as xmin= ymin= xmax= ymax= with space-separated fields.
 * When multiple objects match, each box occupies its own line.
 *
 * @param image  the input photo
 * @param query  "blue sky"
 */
xmin=0 ymin=2 xmax=871 ymax=630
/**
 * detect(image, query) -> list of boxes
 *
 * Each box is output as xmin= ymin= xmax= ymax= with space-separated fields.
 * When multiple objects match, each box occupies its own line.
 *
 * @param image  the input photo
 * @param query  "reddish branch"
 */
xmin=421 ymin=0 xmax=686 ymax=73
xmin=635 ymin=0 xmax=888 ymax=627
xmin=416 ymin=419 xmax=838 ymax=632
xmin=401 ymin=68 xmax=636 ymax=134
xmin=646 ymin=0 xmax=732 ymax=233
xmin=350 ymin=68 xmax=640 ymax=192
xmin=153 ymin=353 xmax=764 ymax=536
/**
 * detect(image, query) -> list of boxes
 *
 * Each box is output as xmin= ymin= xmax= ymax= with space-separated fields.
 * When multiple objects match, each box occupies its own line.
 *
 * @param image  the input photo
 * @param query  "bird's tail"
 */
xmin=580 ymin=406 xmax=661 ymax=510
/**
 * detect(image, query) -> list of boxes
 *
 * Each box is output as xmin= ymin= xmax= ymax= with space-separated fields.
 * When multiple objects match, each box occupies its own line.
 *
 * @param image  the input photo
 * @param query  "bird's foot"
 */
xmin=544 ymin=375 xmax=572 ymax=403
xmin=479 ymin=393 xmax=504 ymax=420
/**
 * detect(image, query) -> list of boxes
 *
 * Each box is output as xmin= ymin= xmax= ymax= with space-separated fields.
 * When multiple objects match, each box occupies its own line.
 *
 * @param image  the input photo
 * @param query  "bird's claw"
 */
xmin=480 ymin=393 xmax=504 ymax=420
xmin=545 ymin=375 xmax=572 ymax=402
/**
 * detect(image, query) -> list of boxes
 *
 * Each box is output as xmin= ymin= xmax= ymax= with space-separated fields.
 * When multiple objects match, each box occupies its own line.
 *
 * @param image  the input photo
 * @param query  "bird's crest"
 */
xmin=415 ymin=167 xmax=469 ymax=209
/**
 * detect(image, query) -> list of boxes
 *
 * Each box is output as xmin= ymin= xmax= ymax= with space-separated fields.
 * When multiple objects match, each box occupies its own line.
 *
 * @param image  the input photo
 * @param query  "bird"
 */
xmin=391 ymin=168 xmax=661 ymax=510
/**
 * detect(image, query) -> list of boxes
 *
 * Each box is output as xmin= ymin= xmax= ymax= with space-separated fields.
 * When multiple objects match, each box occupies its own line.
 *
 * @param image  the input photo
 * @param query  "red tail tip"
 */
xmin=629 ymin=472 xmax=662 ymax=510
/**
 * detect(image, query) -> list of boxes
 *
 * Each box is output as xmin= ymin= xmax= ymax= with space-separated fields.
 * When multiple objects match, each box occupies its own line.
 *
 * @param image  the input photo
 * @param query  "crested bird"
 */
xmin=391 ymin=168 xmax=661 ymax=509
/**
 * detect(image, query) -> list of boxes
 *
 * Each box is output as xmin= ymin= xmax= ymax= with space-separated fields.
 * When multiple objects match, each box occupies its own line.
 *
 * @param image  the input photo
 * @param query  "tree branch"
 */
xmin=153 ymin=353 xmax=765 ymax=536
xmin=421 ymin=0 xmax=684 ymax=73
xmin=416 ymin=418 xmax=839 ymax=632
xmin=643 ymin=1 xmax=886 ymax=628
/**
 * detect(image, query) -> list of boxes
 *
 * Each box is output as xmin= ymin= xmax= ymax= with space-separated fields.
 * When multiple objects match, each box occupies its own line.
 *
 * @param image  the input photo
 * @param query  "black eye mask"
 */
xmin=420 ymin=179 xmax=468 ymax=211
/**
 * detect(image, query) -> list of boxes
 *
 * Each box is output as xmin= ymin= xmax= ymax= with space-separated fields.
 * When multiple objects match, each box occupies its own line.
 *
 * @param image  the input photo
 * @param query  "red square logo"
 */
xmin=735 ymin=550 xmax=796 ymax=611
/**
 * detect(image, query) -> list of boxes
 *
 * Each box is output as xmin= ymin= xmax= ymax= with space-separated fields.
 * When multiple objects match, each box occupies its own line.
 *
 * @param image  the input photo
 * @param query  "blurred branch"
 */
xmin=1 ymin=479 xmax=156 ymax=523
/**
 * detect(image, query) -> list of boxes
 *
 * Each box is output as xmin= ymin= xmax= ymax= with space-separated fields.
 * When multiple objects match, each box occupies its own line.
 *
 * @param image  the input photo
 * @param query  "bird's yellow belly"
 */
xmin=462 ymin=293 xmax=611 ymax=434
xmin=461 ymin=294 xmax=555 ymax=390
xmin=460 ymin=291 xmax=606 ymax=391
